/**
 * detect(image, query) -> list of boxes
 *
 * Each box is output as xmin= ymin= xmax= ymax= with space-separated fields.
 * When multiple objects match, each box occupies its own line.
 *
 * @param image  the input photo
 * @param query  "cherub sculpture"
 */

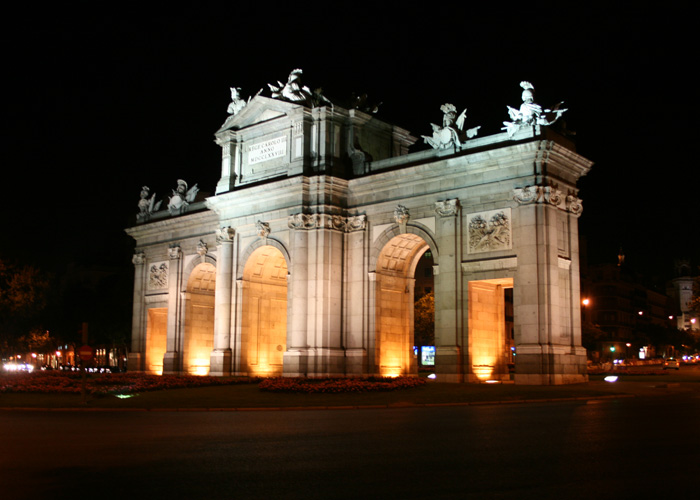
xmin=268 ymin=69 xmax=313 ymax=104
xmin=422 ymin=103 xmax=480 ymax=150
xmin=502 ymin=81 xmax=567 ymax=137
xmin=168 ymin=179 xmax=199 ymax=215
xmin=137 ymin=186 xmax=161 ymax=222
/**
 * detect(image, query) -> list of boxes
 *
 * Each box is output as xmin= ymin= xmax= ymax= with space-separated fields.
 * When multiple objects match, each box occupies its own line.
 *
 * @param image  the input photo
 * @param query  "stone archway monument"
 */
xmin=126 ymin=72 xmax=591 ymax=384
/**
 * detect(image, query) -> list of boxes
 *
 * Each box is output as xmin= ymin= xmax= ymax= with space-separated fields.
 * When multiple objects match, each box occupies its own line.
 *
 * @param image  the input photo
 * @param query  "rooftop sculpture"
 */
xmin=268 ymin=69 xmax=313 ymax=105
xmin=219 ymin=86 xmax=262 ymax=131
xmin=268 ymin=69 xmax=333 ymax=107
xmin=422 ymin=103 xmax=480 ymax=150
xmin=167 ymin=179 xmax=199 ymax=216
xmin=502 ymin=81 xmax=567 ymax=137
xmin=136 ymin=186 xmax=161 ymax=222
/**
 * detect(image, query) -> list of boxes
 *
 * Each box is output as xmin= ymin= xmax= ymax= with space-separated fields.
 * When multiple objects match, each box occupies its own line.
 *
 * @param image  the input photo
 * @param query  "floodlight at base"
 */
xmin=604 ymin=376 xmax=618 ymax=383
xmin=485 ymin=380 xmax=501 ymax=384
xmin=427 ymin=373 xmax=436 ymax=379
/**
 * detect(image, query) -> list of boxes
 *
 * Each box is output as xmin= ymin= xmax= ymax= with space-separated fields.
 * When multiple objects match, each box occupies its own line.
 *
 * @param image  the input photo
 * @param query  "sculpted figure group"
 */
xmin=502 ymin=81 xmax=567 ymax=137
xmin=138 ymin=73 xmax=571 ymax=219
xmin=135 ymin=179 xmax=199 ymax=220
xmin=222 ymin=70 xmax=567 ymax=150
xmin=422 ymin=103 xmax=481 ymax=150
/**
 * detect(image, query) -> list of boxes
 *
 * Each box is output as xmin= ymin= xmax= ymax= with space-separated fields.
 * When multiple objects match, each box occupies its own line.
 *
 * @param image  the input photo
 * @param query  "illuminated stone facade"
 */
xmin=126 ymin=93 xmax=592 ymax=384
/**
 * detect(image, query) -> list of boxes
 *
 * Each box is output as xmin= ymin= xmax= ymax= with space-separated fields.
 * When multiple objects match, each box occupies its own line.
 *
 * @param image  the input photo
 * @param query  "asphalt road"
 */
xmin=2 ymin=389 xmax=699 ymax=499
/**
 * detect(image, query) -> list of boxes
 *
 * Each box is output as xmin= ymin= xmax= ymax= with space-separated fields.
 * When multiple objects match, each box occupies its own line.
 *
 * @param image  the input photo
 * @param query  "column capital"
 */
xmin=132 ymin=251 xmax=145 ymax=266
xmin=168 ymin=244 xmax=181 ymax=260
xmin=435 ymin=199 xmax=460 ymax=217
xmin=216 ymin=226 xmax=236 ymax=243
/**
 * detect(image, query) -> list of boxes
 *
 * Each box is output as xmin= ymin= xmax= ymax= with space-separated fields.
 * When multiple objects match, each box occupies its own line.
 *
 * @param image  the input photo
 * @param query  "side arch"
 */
xmin=369 ymin=224 xmax=439 ymax=274
xmin=237 ymin=237 xmax=291 ymax=280
xmin=182 ymin=254 xmax=217 ymax=291
xmin=239 ymin=244 xmax=289 ymax=376
xmin=182 ymin=260 xmax=216 ymax=375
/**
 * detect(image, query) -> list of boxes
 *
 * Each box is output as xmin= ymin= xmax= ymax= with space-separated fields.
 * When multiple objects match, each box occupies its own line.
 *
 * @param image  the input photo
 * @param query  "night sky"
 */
xmin=3 ymin=4 xmax=697 ymax=283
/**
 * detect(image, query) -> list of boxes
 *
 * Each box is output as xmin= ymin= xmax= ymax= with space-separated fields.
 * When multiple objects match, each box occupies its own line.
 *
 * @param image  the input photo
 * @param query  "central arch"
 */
xmin=241 ymin=245 xmax=288 ymax=376
xmin=375 ymin=233 xmax=431 ymax=377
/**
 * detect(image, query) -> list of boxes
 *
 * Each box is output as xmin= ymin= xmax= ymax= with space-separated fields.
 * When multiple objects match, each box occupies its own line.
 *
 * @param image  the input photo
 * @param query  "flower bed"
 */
xmin=0 ymin=371 xmax=259 ymax=395
xmin=0 ymin=372 xmax=425 ymax=395
xmin=258 ymin=376 xmax=426 ymax=393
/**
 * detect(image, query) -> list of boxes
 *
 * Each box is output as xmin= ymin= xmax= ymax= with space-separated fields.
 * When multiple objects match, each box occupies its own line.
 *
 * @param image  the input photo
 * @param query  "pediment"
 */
xmin=216 ymin=96 xmax=303 ymax=134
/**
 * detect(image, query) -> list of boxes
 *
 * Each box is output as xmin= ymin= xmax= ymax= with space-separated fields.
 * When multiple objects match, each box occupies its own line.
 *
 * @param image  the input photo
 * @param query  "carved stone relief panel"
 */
xmin=467 ymin=208 xmax=512 ymax=254
xmin=148 ymin=261 xmax=169 ymax=291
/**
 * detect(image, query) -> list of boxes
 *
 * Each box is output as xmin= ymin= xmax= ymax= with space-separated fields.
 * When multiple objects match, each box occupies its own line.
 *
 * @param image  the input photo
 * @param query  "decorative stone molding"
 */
xmin=216 ymin=226 xmax=236 ymax=242
xmin=565 ymin=194 xmax=583 ymax=216
xmin=196 ymin=240 xmax=208 ymax=262
xmin=256 ymin=221 xmax=271 ymax=239
xmin=513 ymin=184 xmax=582 ymax=215
xmin=288 ymin=213 xmax=317 ymax=230
xmin=346 ymin=215 xmax=367 ymax=232
xmin=168 ymin=244 xmax=181 ymax=260
xmin=132 ymin=252 xmax=145 ymax=266
xmin=287 ymin=213 xmax=366 ymax=232
xmin=435 ymin=199 xmax=460 ymax=217
xmin=292 ymin=120 xmax=304 ymax=136
xmin=394 ymin=205 xmax=410 ymax=225
xmin=462 ymin=257 xmax=518 ymax=274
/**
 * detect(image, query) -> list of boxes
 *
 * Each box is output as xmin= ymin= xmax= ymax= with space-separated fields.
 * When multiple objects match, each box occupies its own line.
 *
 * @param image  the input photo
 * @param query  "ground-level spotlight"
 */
xmin=604 ymin=376 xmax=619 ymax=383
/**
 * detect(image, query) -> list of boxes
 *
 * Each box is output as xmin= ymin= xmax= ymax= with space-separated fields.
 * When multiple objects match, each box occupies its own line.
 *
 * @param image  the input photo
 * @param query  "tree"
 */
xmin=0 ymin=259 xmax=50 ymax=353
xmin=414 ymin=292 xmax=435 ymax=348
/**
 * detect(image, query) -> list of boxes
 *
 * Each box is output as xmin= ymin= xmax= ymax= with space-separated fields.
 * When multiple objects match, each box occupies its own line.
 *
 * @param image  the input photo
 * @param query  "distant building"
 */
xmin=581 ymin=262 xmax=681 ymax=360
xmin=667 ymin=260 xmax=699 ymax=332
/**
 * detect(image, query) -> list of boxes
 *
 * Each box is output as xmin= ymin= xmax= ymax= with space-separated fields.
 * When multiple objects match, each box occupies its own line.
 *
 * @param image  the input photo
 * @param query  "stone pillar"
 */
xmin=305 ymin=217 xmax=345 ymax=376
xmin=344 ymin=217 xmax=368 ymax=375
xmin=163 ymin=245 xmax=182 ymax=374
xmin=284 ymin=221 xmax=309 ymax=376
xmin=215 ymin=134 xmax=239 ymax=194
xmin=128 ymin=252 xmax=146 ymax=372
xmin=367 ymin=271 xmax=378 ymax=375
xmin=433 ymin=199 xmax=463 ymax=382
xmin=210 ymin=227 xmax=234 ymax=376
xmin=513 ymin=186 xmax=588 ymax=385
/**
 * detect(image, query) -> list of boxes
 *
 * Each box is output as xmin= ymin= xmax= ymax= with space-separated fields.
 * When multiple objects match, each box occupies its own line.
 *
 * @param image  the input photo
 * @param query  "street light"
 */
xmin=582 ymin=298 xmax=591 ymax=322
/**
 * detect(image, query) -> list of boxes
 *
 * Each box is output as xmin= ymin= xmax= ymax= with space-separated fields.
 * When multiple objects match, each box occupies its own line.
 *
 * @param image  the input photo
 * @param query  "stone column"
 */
xmin=210 ymin=227 xmax=234 ymax=376
xmin=284 ymin=218 xmax=309 ymax=376
xmin=128 ymin=252 xmax=146 ymax=372
xmin=232 ymin=278 xmax=244 ymax=375
xmin=344 ymin=216 xmax=368 ymax=375
xmin=433 ymin=199 xmax=463 ymax=382
xmin=366 ymin=271 xmax=378 ymax=375
xmin=163 ymin=244 xmax=182 ymax=374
